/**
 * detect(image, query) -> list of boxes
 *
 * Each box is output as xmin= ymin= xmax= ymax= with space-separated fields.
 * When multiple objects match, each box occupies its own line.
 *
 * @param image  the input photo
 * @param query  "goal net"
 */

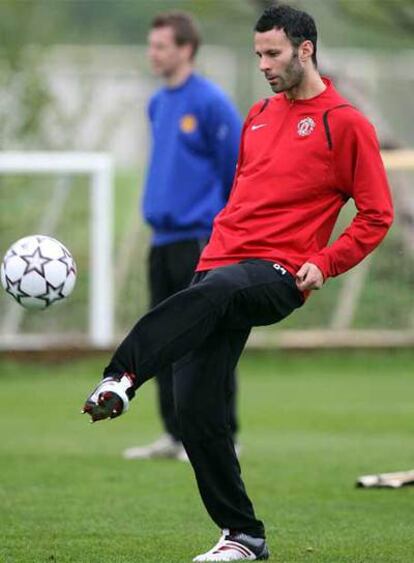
xmin=0 ymin=150 xmax=413 ymax=351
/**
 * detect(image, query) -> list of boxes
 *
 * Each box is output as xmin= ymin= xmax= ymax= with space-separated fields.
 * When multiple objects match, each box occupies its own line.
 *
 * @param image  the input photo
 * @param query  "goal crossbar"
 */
xmin=381 ymin=150 xmax=414 ymax=170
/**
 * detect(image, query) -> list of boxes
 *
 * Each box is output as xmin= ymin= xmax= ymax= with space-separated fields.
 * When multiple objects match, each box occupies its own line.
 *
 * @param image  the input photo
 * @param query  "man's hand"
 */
xmin=295 ymin=262 xmax=324 ymax=291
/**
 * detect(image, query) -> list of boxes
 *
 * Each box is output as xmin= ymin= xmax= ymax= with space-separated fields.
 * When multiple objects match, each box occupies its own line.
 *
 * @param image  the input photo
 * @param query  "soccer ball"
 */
xmin=0 ymin=235 xmax=77 ymax=310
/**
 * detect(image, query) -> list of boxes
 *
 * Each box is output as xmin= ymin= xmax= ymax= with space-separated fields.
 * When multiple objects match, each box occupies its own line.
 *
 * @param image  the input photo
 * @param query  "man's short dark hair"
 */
xmin=151 ymin=11 xmax=201 ymax=60
xmin=255 ymin=4 xmax=318 ymax=66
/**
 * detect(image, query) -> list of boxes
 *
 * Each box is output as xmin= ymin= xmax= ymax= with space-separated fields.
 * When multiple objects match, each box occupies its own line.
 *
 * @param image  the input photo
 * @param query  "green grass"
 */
xmin=1 ymin=351 xmax=414 ymax=562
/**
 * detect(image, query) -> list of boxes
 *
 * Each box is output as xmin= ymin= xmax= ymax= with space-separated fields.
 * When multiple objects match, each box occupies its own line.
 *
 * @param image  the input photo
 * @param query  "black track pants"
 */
xmin=148 ymin=240 xmax=241 ymax=441
xmin=105 ymin=259 xmax=303 ymax=537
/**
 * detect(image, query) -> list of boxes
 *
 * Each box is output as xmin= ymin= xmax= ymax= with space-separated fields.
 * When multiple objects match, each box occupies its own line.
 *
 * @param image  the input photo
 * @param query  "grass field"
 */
xmin=1 ymin=350 xmax=414 ymax=563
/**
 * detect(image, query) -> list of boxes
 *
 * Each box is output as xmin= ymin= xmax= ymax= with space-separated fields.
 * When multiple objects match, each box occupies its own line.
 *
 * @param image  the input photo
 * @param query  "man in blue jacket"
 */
xmin=123 ymin=11 xmax=242 ymax=460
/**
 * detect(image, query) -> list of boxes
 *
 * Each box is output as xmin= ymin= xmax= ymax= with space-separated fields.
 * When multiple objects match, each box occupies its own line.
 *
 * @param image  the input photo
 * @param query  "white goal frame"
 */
xmin=1 ymin=150 xmax=413 ymax=351
xmin=0 ymin=152 xmax=114 ymax=348
xmin=249 ymin=149 xmax=414 ymax=349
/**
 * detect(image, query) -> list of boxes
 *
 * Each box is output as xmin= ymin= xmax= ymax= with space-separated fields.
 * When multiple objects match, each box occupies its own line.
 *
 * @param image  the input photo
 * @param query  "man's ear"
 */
xmin=299 ymin=39 xmax=314 ymax=63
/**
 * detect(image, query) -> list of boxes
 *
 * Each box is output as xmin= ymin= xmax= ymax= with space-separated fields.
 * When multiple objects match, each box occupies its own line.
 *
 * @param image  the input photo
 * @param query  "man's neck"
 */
xmin=284 ymin=70 xmax=326 ymax=101
xmin=165 ymin=64 xmax=193 ymax=88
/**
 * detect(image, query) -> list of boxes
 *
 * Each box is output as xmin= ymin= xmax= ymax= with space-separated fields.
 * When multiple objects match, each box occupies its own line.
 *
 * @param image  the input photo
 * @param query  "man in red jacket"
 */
xmin=82 ymin=5 xmax=393 ymax=561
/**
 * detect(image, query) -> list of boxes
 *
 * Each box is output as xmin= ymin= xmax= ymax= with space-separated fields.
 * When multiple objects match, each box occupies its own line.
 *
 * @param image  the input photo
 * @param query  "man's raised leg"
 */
xmin=82 ymin=261 xmax=302 ymax=421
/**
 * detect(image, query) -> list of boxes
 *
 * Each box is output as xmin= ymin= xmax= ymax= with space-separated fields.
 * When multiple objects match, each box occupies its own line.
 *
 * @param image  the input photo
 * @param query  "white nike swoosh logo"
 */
xmin=251 ymin=124 xmax=267 ymax=131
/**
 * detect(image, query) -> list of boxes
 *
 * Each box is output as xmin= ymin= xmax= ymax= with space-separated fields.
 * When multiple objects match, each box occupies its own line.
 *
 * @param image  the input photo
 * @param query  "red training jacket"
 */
xmin=197 ymin=78 xmax=393 ymax=284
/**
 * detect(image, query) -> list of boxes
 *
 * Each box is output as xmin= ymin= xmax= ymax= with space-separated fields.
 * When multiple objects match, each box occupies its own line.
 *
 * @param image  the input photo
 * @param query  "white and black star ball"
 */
xmin=1 ymin=235 xmax=77 ymax=310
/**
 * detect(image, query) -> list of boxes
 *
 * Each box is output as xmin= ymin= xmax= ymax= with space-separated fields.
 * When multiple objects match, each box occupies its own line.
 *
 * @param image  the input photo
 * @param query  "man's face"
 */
xmin=147 ymin=26 xmax=190 ymax=78
xmin=254 ymin=28 xmax=304 ymax=93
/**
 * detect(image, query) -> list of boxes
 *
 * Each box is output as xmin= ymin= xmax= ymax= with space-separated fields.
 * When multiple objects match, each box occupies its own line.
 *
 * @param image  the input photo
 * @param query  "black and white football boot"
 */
xmin=193 ymin=529 xmax=270 ymax=561
xmin=81 ymin=372 xmax=136 ymax=422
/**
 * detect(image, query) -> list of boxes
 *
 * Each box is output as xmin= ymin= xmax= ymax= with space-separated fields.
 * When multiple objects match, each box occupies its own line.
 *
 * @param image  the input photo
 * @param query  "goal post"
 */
xmin=249 ymin=148 xmax=414 ymax=349
xmin=0 ymin=152 xmax=114 ymax=348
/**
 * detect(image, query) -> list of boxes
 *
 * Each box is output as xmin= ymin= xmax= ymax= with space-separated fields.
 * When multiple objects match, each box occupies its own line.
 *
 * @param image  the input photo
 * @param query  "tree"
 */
xmin=0 ymin=1 xmax=52 ymax=149
xmin=338 ymin=0 xmax=414 ymax=35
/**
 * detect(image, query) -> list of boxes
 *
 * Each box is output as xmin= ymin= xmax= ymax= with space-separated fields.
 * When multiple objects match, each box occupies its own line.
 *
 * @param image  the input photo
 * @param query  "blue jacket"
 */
xmin=142 ymin=73 xmax=242 ymax=245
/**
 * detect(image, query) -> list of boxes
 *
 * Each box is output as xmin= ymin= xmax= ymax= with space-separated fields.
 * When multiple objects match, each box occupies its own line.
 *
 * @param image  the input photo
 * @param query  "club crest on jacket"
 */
xmin=297 ymin=117 xmax=316 ymax=137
